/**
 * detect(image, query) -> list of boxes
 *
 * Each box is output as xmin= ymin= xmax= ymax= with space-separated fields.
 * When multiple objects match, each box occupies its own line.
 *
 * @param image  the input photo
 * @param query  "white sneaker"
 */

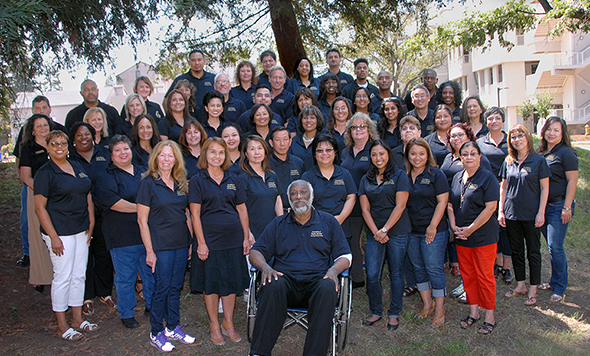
xmin=452 ymin=283 xmax=464 ymax=297
xmin=457 ymin=291 xmax=468 ymax=304
xmin=150 ymin=331 xmax=175 ymax=352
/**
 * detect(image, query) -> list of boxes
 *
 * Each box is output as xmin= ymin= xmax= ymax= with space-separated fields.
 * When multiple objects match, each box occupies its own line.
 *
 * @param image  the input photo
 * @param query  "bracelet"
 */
xmin=562 ymin=207 xmax=571 ymax=211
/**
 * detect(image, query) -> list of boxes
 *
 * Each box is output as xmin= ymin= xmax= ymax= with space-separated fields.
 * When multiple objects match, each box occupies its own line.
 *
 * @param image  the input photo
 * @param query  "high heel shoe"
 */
xmin=416 ymin=304 xmax=435 ymax=319
xmin=221 ymin=320 xmax=241 ymax=343
xmin=210 ymin=325 xmax=225 ymax=346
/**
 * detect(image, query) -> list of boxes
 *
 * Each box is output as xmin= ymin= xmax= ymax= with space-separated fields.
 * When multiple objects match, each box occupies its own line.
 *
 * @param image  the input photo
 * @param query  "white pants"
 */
xmin=42 ymin=232 xmax=89 ymax=312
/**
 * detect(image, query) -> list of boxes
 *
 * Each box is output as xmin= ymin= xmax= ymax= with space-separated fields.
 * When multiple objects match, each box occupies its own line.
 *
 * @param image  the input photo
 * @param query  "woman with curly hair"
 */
xmin=435 ymin=81 xmax=462 ymax=122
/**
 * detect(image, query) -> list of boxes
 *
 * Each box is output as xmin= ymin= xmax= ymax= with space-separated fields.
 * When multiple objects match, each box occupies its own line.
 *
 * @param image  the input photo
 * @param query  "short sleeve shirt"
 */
xmin=68 ymin=145 xmax=110 ymax=185
xmin=499 ymin=152 xmax=551 ymax=221
xmin=158 ymin=119 xmax=183 ymax=143
xmin=183 ymin=153 xmax=200 ymax=179
xmin=543 ymin=142 xmax=578 ymax=202
xmin=441 ymin=152 xmax=492 ymax=185
xmin=270 ymin=90 xmax=295 ymax=122
xmin=19 ymin=143 xmax=48 ymax=177
xmin=269 ymin=153 xmax=304 ymax=209
xmin=239 ymin=168 xmax=280 ymax=239
xmin=407 ymin=109 xmax=435 ymax=137
xmin=407 ymin=168 xmax=449 ymax=234
xmin=34 ymin=160 xmax=92 ymax=236
xmin=136 ymin=176 xmax=191 ymax=251
xmin=425 ymin=132 xmax=449 ymax=167
xmin=358 ymin=169 xmax=411 ymax=236
xmin=477 ymin=132 xmax=509 ymax=179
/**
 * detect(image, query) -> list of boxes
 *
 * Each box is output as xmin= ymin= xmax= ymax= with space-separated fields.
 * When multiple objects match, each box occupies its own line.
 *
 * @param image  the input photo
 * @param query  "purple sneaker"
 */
xmin=150 ymin=331 xmax=175 ymax=352
xmin=165 ymin=325 xmax=195 ymax=344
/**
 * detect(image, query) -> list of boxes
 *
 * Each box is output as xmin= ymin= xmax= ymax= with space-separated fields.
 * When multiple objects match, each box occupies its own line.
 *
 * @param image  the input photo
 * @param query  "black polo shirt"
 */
xmin=239 ymin=169 xmax=281 ymax=239
xmin=201 ymin=119 xmax=223 ymax=139
xmin=183 ymin=152 xmax=200 ymax=179
xmin=407 ymin=168 xmax=449 ymax=234
xmin=441 ymin=152 xmax=492 ymax=185
xmin=19 ymin=143 xmax=48 ymax=177
xmin=543 ymin=142 xmax=578 ymax=202
xmin=237 ymin=109 xmax=283 ymax=134
xmin=289 ymin=134 xmax=315 ymax=172
xmin=98 ymin=135 xmax=111 ymax=151
xmin=302 ymin=165 xmax=357 ymax=237
xmin=287 ymin=77 xmax=320 ymax=97
xmin=499 ymin=152 xmax=551 ymax=221
xmin=252 ymin=209 xmax=351 ymax=278
xmin=120 ymin=100 xmax=164 ymax=123
xmin=132 ymin=145 xmax=150 ymax=169
xmin=136 ymin=175 xmax=191 ymax=251
xmin=227 ymin=157 xmax=242 ymax=176
xmin=65 ymin=101 xmax=122 ymax=136
xmin=477 ymin=132 xmax=509 ymax=179
xmin=270 ymin=90 xmax=295 ymax=122
xmin=358 ymin=169 xmax=411 ymax=236
xmin=34 ymin=160 xmax=92 ymax=236
xmin=165 ymin=70 xmax=216 ymax=112
xmin=341 ymin=81 xmax=379 ymax=102
xmin=68 ymin=144 xmax=110 ymax=185
xmin=407 ymin=109 xmax=435 ymax=137
xmin=230 ymin=84 xmax=256 ymax=110
xmin=321 ymin=70 xmax=355 ymax=88
xmin=269 ymin=153 xmax=304 ymax=209
xmin=382 ymin=127 xmax=402 ymax=150
xmin=158 ymin=119 xmax=183 ymax=143
xmin=13 ymin=121 xmax=68 ymax=157
xmin=117 ymin=118 xmax=134 ymax=137
xmin=188 ymin=169 xmax=246 ymax=251
xmin=452 ymin=107 xmax=461 ymax=124
xmin=93 ymin=164 xmax=146 ymax=250
xmin=425 ymin=132 xmax=449 ymax=167
xmin=449 ymin=167 xmax=499 ymax=247
xmin=391 ymin=145 xmax=405 ymax=171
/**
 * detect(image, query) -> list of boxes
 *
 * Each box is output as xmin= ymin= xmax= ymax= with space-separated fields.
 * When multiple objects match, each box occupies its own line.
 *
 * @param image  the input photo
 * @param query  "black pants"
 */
xmin=505 ymin=220 xmax=541 ymax=285
xmin=250 ymin=273 xmax=337 ymax=356
xmin=84 ymin=217 xmax=114 ymax=300
xmin=349 ymin=216 xmax=365 ymax=283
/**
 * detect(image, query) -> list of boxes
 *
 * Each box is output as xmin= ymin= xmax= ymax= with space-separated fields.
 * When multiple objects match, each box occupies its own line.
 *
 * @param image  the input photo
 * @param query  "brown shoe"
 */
xmin=82 ymin=300 xmax=94 ymax=315
xmin=99 ymin=296 xmax=117 ymax=309
xmin=451 ymin=266 xmax=461 ymax=277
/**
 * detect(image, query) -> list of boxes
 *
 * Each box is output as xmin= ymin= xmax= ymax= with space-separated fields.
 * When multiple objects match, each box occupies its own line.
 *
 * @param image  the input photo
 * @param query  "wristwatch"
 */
xmin=381 ymin=227 xmax=388 ymax=233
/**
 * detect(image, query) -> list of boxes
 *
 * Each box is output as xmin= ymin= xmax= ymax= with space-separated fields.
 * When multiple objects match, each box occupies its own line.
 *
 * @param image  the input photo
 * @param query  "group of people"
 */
xmin=13 ymin=47 xmax=578 ymax=355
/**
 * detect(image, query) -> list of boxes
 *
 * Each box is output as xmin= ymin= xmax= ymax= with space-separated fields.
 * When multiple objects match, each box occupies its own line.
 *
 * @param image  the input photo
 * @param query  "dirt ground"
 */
xmin=1 ymin=162 xmax=589 ymax=356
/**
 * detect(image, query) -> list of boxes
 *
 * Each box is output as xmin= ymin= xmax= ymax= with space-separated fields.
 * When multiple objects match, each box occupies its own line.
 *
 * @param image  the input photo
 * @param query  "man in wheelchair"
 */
xmin=249 ymin=180 xmax=352 ymax=356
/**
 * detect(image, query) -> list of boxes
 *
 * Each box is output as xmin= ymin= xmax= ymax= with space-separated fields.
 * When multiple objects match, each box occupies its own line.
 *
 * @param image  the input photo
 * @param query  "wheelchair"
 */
xmin=246 ymin=266 xmax=352 ymax=355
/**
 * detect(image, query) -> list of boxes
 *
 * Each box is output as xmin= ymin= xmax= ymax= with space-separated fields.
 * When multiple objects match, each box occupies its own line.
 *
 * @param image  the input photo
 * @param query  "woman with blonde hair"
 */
xmin=119 ymin=94 xmax=147 ymax=137
xmin=84 ymin=107 xmax=110 ymax=149
xmin=137 ymin=140 xmax=195 ymax=352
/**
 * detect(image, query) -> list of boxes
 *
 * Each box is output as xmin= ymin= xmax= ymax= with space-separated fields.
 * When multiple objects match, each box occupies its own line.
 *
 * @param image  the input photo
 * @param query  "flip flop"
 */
xmin=478 ymin=322 xmax=496 ymax=335
xmin=505 ymin=289 xmax=527 ymax=298
xmin=60 ymin=327 xmax=83 ymax=341
xmin=524 ymin=296 xmax=537 ymax=306
xmin=76 ymin=320 xmax=99 ymax=332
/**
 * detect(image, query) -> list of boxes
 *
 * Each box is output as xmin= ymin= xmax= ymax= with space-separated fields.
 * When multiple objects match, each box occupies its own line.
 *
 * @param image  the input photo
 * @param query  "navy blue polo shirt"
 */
xmin=358 ymin=169 xmax=411 ymax=236
xmin=93 ymin=164 xmax=146 ymax=250
xmin=120 ymin=100 xmax=164 ymax=123
xmin=407 ymin=168 xmax=449 ymax=234
xmin=441 ymin=152 xmax=492 ymax=185
xmin=391 ymin=145 xmax=405 ymax=171
xmin=270 ymin=90 xmax=295 ymax=122
xmin=289 ymin=134 xmax=315 ymax=172
xmin=183 ymin=152 xmax=200 ymax=179
xmin=452 ymin=107 xmax=461 ymax=124
xmin=230 ymin=84 xmax=256 ymax=110
xmin=237 ymin=109 xmax=283 ymax=134
xmin=188 ymin=169 xmax=246 ymax=251
xmin=239 ymin=168 xmax=281 ymax=238
xmin=68 ymin=144 xmax=110 ymax=185
xmin=425 ymin=132 xmax=449 ymax=167
xmin=131 ymin=145 xmax=150 ymax=169
xmin=228 ymin=157 xmax=242 ymax=176
xmin=158 ymin=119 xmax=183 ymax=143
xmin=201 ymin=119 xmax=223 ymax=138
xmin=474 ymin=123 xmax=489 ymax=139
xmin=19 ymin=143 xmax=48 ymax=177
xmin=117 ymin=118 xmax=134 ymax=137
xmin=65 ymin=101 xmax=122 ymax=136
xmin=500 ymin=152 xmax=551 ymax=221
xmin=269 ymin=153 xmax=304 ymax=209
xmin=327 ymin=128 xmax=346 ymax=155
xmin=287 ymin=115 xmax=301 ymax=136
xmin=382 ymin=127 xmax=402 ymax=150
xmin=341 ymin=81 xmax=379 ymax=102
xmin=224 ymin=97 xmax=247 ymax=123
xmin=340 ymin=143 xmax=371 ymax=188
xmin=543 ymin=142 xmax=578 ymax=202
xmin=34 ymin=160 xmax=92 ymax=236
xmin=287 ymin=77 xmax=320 ymax=97
xmin=318 ymin=99 xmax=331 ymax=121
xmin=477 ymin=132 xmax=509 ymax=179
xmin=252 ymin=209 xmax=351 ymax=278
xmin=449 ymin=167 xmax=500 ymax=247
xmin=136 ymin=175 xmax=191 ymax=251
xmin=165 ymin=70 xmax=216 ymax=112
xmin=302 ymin=165 xmax=357 ymax=237
xmin=321 ymin=70 xmax=355 ymax=88
xmin=407 ymin=109 xmax=435 ymax=137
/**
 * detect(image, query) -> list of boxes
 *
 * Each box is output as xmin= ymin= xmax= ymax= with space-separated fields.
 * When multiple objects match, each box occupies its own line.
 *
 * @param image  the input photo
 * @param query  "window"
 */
xmin=516 ymin=28 xmax=525 ymax=46
xmin=489 ymin=68 xmax=494 ymax=85
xmin=498 ymin=65 xmax=503 ymax=83
xmin=463 ymin=48 xmax=470 ymax=63
xmin=525 ymin=61 xmax=540 ymax=75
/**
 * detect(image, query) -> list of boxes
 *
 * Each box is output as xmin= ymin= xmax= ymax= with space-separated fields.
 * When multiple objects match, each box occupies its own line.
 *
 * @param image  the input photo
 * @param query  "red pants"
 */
xmin=456 ymin=243 xmax=497 ymax=310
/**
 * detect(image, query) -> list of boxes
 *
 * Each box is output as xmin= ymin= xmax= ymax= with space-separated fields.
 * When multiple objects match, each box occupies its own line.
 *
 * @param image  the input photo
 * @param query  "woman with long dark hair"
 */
xmin=159 ymin=89 xmax=191 ymax=142
xmin=435 ymin=81 xmax=462 ymax=121
xmin=460 ymin=96 xmax=488 ymax=138
xmin=130 ymin=114 xmax=161 ymax=169
xmin=377 ymin=97 xmax=406 ymax=150
xmin=179 ymin=119 xmax=207 ymax=179
xmin=318 ymin=72 xmax=342 ymax=119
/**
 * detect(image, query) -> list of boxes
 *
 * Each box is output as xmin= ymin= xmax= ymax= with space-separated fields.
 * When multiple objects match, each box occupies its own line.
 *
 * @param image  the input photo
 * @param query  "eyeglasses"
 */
xmin=216 ymin=80 xmax=230 ymax=85
xmin=351 ymin=125 xmax=368 ymax=131
xmin=49 ymin=141 xmax=68 ymax=147
xmin=412 ymin=94 xmax=427 ymax=99
xmin=316 ymin=148 xmax=334 ymax=154
xmin=461 ymin=152 xmax=479 ymax=158
xmin=511 ymin=133 xmax=526 ymax=140
xmin=450 ymin=132 xmax=466 ymax=139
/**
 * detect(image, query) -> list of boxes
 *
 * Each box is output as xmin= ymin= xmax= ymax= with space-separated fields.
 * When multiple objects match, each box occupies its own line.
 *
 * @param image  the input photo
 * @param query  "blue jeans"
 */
xmin=365 ymin=233 xmax=408 ymax=318
xmin=542 ymin=200 xmax=574 ymax=296
xmin=150 ymin=248 xmax=188 ymax=335
xmin=20 ymin=184 xmax=29 ymax=256
xmin=110 ymin=244 xmax=155 ymax=319
xmin=407 ymin=231 xmax=448 ymax=298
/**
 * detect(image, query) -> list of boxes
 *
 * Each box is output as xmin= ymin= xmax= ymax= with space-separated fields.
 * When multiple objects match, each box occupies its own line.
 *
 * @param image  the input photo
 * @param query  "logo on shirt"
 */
xmin=546 ymin=154 xmax=555 ymax=162
xmin=177 ymin=191 xmax=186 ymax=196
xmin=420 ymin=178 xmax=431 ymax=185
xmin=310 ymin=230 xmax=324 ymax=238
xmin=35 ymin=150 xmax=45 ymax=155
xmin=426 ymin=125 xmax=434 ymax=132
xmin=96 ymin=156 xmax=107 ymax=162
xmin=204 ymin=82 xmax=212 ymax=86
xmin=340 ymin=80 xmax=348 ymax=85
xmin=359 ymin=156 xmax=369 ymax=162
xmin=522 ymin=166 xmax=532 ymax=173
xmin=501 ymin=143 xmax=508 ymax=148
xmin=456 ymin=161 xmax=464 ymax=166
xmin=290 ymin=169 xmax=300 ymax=176
xmin=467 ymin=183 xmax=478 ymax=190
xmin=383 ymin=179 xmax=395 ymax=185
xmin=272 ymin=119 xmax=279 ymax=125
xmin=228 ymin=107 xmax=236 ymax=112
xmin=226 ymin=183 xmax=236 ymax=190
xmin=156 ymin=112 xmax=162 ymax=119
xmin=268 ymin=181 xmax=277 ymax=188
xmin=79 ymin=172 xmax=88 ymax=178
xmin=310 ymin=86 xmax=318 ymax=91
xmin=277 ymin=99 xmax=285 ymax=104
xmin=334 ymin=179 xmax=345 ymax=186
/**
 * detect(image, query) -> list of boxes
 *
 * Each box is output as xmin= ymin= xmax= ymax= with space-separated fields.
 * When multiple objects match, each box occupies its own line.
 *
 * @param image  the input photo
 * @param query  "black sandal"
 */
xmin=135 ymin=280 xmax=144 ymax=299
xmin=403 ymin=286 xmax=418 ymax=297
xmin=460 ymin=315 xmax=479 ymax=329
xmin=494 ymin=264 xmax=501 ymax=278
xmin=502 ymin=268 xmax=513 ymax=284
xmin=478 ymin=322 xmax=496 ymax=335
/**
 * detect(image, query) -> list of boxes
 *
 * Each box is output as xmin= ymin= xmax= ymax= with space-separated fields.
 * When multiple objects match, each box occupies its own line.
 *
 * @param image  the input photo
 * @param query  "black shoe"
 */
xmin=387 ymin=322 xmax=400 ymax=331
xmin=33 ymin=285 xmax=44 ymax=293
xmin=352 ymin=280 xmax=365 ymax=289
xmin=122 ymin=317 xmax=140 ymax=329
xmin=16 ymin=255 xmax=30 ymax=267
xmin=362 ymin=317 xmax=381 ymax=326
xmin=144 ymin=307 xmax=150 ymax=316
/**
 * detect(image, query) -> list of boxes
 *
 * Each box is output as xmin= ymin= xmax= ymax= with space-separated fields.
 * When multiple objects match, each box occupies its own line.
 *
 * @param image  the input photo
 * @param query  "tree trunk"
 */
xmin=267 ymin=0 xmax=306 ymax=78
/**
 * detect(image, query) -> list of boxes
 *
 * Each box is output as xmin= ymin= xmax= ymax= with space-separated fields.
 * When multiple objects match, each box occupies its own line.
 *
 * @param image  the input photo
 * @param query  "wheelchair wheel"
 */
xmin=333 ymin=275 xmax=351 ymax=355
xmin=246 ymin=269 xmax=258 ymax=343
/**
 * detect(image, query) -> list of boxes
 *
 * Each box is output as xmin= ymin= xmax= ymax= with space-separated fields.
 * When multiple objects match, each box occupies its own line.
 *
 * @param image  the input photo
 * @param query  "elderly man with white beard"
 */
xmin=248 ymin=180 xmax=352 ymax=356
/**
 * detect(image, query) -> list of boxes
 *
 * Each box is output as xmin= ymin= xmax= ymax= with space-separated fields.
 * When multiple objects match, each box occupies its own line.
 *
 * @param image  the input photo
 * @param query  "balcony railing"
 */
xmin=555 ymin=46 xmax=590 ymax=67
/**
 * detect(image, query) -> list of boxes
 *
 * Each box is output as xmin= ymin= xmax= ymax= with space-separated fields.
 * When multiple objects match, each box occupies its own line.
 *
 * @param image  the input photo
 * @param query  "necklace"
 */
xmin=209 ymin=170 xmax=223 ymax=179
xmin=302 ymin=134 xmax=315 ymax=144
